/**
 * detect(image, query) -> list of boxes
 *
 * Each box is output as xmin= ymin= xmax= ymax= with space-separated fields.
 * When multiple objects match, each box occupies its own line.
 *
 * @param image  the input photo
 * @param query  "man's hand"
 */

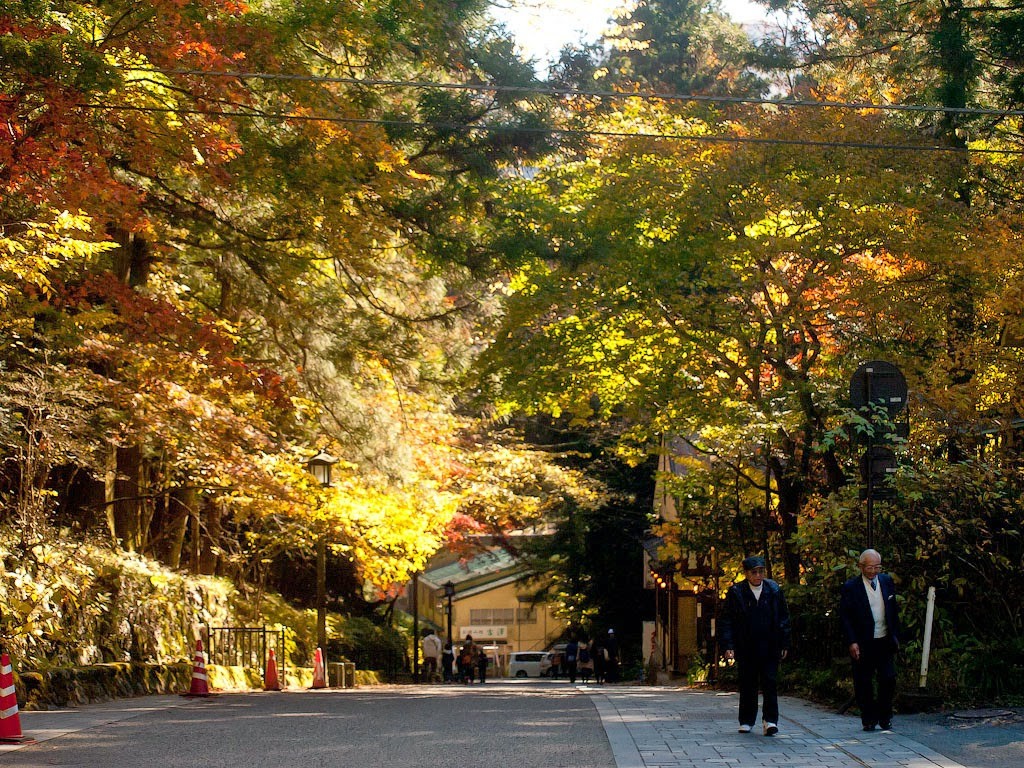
xmin=849 ymin=642 xmax=861 ymax=661
xmin=780 ymin=649 xmax=788 ymax=661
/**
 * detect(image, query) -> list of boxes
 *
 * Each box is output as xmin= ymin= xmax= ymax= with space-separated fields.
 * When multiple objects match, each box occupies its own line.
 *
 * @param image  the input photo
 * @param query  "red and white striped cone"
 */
xmin=0 ymin=653 xmax=33 ymax=743
xmin=180 ymin=639 xmax=215 ymax=697
xmin=311 ymin=647 xmax=327 ymax=689
xmin=263 ymin=648 xmax=282 ymax=691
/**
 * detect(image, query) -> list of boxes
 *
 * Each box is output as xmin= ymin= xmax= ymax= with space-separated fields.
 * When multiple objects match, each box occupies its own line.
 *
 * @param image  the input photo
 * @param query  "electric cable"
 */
xmin=122 ymin=66 xmax=1024 ymax=119
xmin=85 ymin=101 xmax=1024 ymax=155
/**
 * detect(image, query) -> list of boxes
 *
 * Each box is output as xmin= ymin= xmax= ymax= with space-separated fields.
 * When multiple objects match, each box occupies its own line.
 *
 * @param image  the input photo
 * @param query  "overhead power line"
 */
xmin=125 ymin=66 xmax=1024 ymax=119
xmin=85 ymin=102 xmax=1024 ymax=155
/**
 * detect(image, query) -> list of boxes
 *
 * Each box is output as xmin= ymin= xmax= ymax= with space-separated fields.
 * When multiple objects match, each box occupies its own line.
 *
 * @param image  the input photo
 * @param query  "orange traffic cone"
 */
xmin=263 ymin=648 xmax=282 ymax=691
xmin=181 ymin=639 xmax=215 ymax=697
xmin=311 ymin=647 xmax=327 ymax=689
xmin=0 ymin=652 xmax=33 ymax=743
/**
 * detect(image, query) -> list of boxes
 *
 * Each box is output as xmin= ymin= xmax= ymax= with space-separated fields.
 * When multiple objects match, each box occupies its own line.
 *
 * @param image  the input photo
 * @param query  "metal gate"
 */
xmin=208 ymin=626 xmax=287 ymax=678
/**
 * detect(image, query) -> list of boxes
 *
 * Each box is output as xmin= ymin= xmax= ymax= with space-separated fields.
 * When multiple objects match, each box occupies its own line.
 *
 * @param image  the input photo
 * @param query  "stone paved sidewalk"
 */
xmin=587 ymin=685 xmax=965 ymax=768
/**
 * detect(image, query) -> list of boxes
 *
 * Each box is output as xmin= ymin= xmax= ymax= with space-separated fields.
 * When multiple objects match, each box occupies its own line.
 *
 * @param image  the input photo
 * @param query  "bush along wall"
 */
xmin=0 ymin=534 xmax=239 ymax=667
xmin=1 ymin=532 xmax=391 ymax=707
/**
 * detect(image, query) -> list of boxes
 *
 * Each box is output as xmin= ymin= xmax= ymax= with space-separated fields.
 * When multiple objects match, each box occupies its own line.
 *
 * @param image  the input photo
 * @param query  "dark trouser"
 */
xmin=566 ymin=661 xmax=578 ymax=683
xmin=737 ymin=655 xmax=779 ymax=726
xmin=423 ymin=657 xmax=438 ymax=682
xmin=852 ymin=637 xmax=897 ymax=727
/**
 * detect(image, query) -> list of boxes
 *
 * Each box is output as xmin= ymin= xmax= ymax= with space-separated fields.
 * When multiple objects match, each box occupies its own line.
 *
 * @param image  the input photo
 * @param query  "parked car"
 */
xmin=508 ymin=651 xmax=553 ymax=678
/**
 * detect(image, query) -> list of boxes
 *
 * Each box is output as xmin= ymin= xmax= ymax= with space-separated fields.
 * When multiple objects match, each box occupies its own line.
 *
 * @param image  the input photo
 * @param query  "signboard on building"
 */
xmin=459 ymin=625 xmax=508 ymax=641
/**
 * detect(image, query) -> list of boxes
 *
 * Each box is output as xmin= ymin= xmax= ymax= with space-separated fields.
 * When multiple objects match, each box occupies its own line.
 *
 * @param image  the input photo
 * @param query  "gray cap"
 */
xmin=742 ymin=555 xmax=766 ymax=571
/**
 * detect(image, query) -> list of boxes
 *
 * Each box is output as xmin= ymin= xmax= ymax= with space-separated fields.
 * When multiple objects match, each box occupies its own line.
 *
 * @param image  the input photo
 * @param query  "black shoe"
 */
xmin=863 ymin=725 xmax=876 ymax=732
xmin=879 ymin=722 xmax=893 ymax=733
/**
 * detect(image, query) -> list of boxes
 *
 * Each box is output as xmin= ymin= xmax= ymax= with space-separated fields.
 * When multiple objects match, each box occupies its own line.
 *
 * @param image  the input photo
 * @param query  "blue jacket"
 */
xmin=839 ymin=572 xmax=901 ymax=650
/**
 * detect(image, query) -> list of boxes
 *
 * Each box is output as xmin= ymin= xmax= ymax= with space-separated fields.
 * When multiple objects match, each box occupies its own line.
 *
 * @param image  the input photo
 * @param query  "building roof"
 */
xmin=421 ymin=547 xmax=525 ymax=594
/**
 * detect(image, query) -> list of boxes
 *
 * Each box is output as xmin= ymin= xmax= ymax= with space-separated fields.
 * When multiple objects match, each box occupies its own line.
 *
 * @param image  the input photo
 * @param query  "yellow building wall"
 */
xmin=419 ymin=578 xmax=566 ymax=674
xmin=674 ymin=592 xmax=698 ymax=673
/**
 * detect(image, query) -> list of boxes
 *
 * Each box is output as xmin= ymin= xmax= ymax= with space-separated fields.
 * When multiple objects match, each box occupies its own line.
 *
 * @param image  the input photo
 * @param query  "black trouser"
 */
xmin=423 ymin=657 xmax=438 ymax=681
xmin=737 ymin=654 xmax=779 ymax=726
xmin=852 ymin=637 xmax=897 ymax=727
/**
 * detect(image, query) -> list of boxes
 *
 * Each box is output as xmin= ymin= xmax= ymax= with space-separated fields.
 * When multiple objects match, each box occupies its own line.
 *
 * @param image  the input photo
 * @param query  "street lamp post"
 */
xmin=710 ymin=546 xmax=720 ymax=685
xmin=443 ymin=581 xmax=455 ymax=646
xmin=412 ymin=572 xmax=420 ymax=683
xmin=307 ymin=451 xmax=337 ymax=651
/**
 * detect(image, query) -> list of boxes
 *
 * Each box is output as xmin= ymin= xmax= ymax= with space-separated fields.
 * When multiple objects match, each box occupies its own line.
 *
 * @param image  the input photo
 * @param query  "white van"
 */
xmin=507 ymin=651 xmax=552 ymax=678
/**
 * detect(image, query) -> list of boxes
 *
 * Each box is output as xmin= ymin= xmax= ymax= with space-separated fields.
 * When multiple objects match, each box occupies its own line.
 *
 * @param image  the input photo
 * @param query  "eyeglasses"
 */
xmin=859 ymin=563 xmax=884 ymax=571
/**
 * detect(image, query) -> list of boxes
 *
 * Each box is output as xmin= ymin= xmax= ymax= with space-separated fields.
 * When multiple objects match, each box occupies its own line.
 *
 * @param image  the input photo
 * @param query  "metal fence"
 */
xmin=208 ymin=626 xmax=287 ymax=678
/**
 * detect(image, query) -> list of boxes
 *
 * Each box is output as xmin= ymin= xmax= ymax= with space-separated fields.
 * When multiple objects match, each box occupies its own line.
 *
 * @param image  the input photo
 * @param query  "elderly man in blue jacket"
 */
xmin=721 ymin=555 xmax=791 ymax=736
xmin=840 ymin=548 xmax=901 ymax=733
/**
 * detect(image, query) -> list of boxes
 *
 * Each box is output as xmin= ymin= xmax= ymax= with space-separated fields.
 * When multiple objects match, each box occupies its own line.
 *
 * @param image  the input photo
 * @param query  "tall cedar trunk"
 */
xmin=773 ymin=469 xmax=802 ymax=585
xmin=189 ymin=504 xmax=201 ymax=572
xmin=149 ymin=486 xmax=195 ymax=569
xmin=167 ymin=487 xmax=195 ymax=569
xmin=55 ymin=466 xmax=107 ymax=534
xmin=935 ymin=1 xmax=978 ymax=459
xmin=105 ymin=230 xmax=154 ymax=550
xmin=198 ymin=496 xmax=222 ymax=575
xmin=110 ymin=445 xmax=144 ymax=551
xmin=108 ymin=226 xmax=153 ymax=288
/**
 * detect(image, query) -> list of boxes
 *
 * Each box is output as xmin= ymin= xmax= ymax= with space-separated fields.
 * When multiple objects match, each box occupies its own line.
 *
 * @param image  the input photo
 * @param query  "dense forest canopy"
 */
xmin=2 ymin=0 xmax=1024 ymax=697
xmin=1 ymin=0 xmax=566 ymax=619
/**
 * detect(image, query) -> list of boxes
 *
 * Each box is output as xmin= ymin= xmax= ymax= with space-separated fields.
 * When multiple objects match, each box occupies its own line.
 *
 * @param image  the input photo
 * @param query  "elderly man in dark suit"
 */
xmin=840 ymin=548 xmax=901 ymax=733
xmin=721 ymin=555 xmax=791 ymax=737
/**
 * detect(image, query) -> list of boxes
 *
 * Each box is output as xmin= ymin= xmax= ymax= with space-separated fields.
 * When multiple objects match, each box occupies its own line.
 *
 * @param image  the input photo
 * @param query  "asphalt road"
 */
xmin=891 ymin=708 xmax=1024 ymax=768
xmin=3 ymin=682 xmax=1023 ymax=768
xmin=0 ymin=682 xmax=614 ymax=768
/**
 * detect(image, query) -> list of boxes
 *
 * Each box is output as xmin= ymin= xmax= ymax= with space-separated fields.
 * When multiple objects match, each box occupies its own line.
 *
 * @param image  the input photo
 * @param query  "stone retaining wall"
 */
xmin=14 ymin=663 xmax=383 ymax=709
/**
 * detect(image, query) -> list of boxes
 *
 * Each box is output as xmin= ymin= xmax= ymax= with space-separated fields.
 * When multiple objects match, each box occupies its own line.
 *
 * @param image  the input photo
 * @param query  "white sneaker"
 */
xmin=763 ymin=722 xmax=778 ymax=736
xmin=737 ymin=724 xmax=752 ymax=733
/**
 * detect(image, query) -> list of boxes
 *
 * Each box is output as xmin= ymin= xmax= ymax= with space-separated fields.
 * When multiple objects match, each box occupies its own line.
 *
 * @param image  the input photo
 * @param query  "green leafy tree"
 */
xmin=602 ymin=0 xmax=766 ymax=95
xmin=480 ymin=97 xmax=999 ymax=582
xmin=0 ymin=0 xmax=558 ymax=625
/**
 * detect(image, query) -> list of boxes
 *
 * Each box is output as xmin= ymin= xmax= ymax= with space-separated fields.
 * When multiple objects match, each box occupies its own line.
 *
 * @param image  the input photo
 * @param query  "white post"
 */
xmin=919 ymin=586 xmax=936 ymax=689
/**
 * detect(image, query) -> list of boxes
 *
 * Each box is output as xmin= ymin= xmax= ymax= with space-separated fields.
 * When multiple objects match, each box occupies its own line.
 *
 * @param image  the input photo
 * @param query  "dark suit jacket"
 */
xmin=720 ymin=579 xmax=791 ymax=658
xmin=839 ymin=573 xmax=901 ymax=650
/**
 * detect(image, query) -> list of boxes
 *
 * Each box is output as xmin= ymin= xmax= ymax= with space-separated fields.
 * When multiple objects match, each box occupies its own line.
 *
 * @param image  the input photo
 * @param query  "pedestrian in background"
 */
xmin=442 ymin=640 xmax=455 ymax=683
xmin=720 ymin=555 xmax=791 ymax=737
xmin=564 ymin=636 xmax=579 ymax=684
xmin=605 ymin=629 xmax=620 ymax=683
xmin=458 ymin=635 xmax=476 ymax=684
xmin=421 ymin=628 xmax=442 ymax=683
xmin=578 ymin=637 xmax=593 ymax=683
xmin=476 ymin=646 xmax=489 ymax=683
xmin=591 ymin=636 xmax=606 ymax=684
xmin=840 ymin=548 xmax=901 ymax=733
